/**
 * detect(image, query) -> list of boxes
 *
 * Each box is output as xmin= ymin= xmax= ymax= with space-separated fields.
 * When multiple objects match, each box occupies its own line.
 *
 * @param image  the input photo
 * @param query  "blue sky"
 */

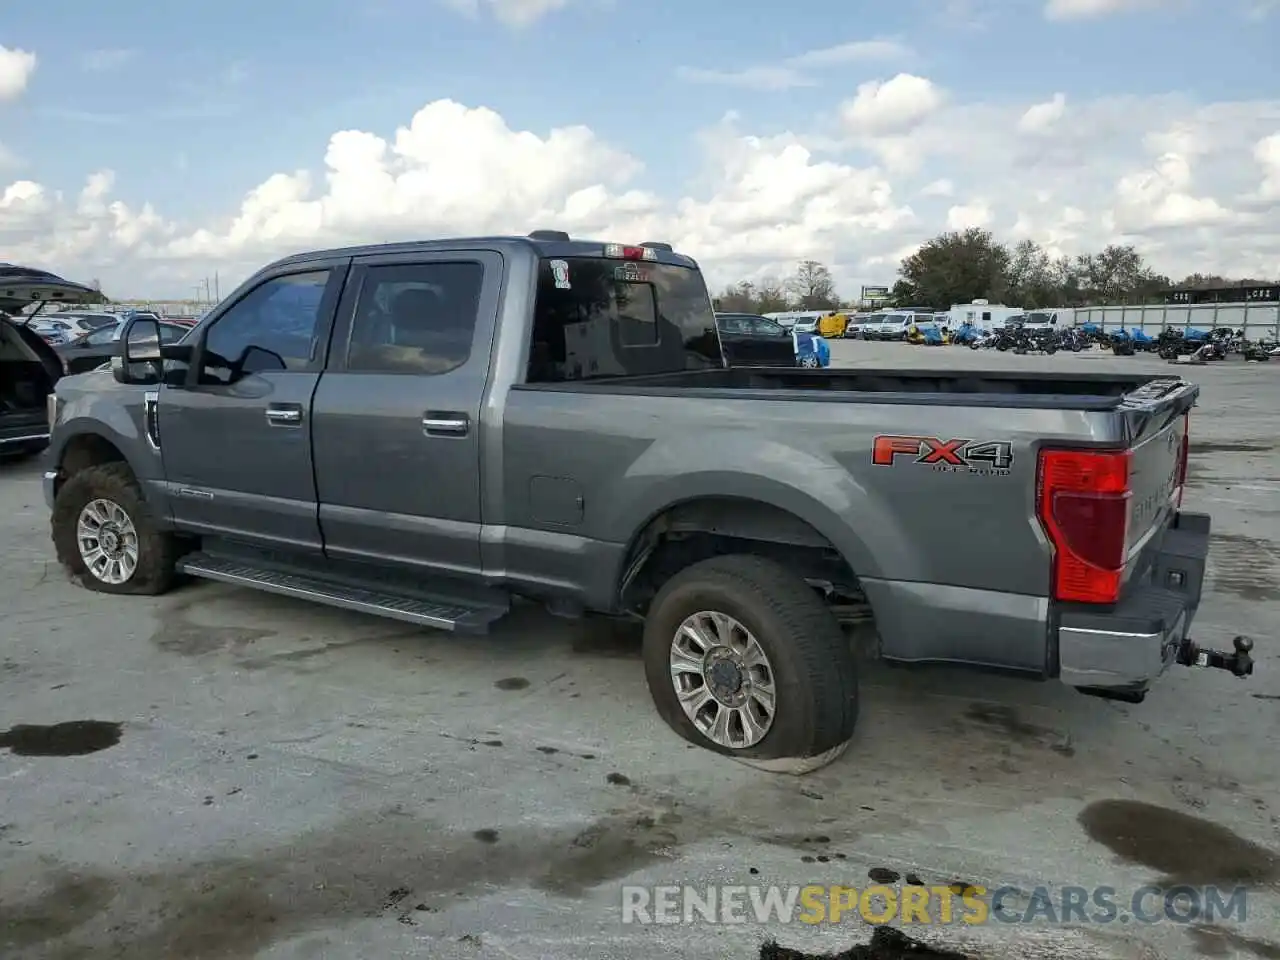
xmin=2 ymin=0 xmax=1278 ymax=296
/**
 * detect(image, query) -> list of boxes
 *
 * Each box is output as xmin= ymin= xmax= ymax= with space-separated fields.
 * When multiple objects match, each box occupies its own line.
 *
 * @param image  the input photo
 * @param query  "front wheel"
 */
xmin=642 ymin=554 xmax=858 ymax=771
xmin=51 ymin=463 xmax=179 ymax=594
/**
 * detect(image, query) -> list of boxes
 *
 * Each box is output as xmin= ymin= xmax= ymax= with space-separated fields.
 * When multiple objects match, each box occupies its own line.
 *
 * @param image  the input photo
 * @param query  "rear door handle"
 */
xmin=422 ymin=411 xmax=469 ymax=437
xmin=265 ymin=403 xmax=303 ymax=426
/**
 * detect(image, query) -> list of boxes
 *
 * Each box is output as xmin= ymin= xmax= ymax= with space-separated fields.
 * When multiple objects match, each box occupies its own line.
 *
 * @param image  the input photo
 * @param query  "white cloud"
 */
xmin=5 ymin=88 xmax=1280 ymax=298
xmin=1255 ymin=133 xmax=1280 ymax=199
xmin=841 ymin=74 xmax=946 ymax=136
xmin=677 ymin=38 xmax=912 ymax=90
xmin=1044 ymin=0 xmax=1173 ymax=18
xmin=1018 ymin=93 xmax=1066 ymax=134
xmin=1114 ymin=152 xmax=1233 ymax=229
xmin=0 ymin=45 xmax=37 ymax=101
xmin=946 ymin=201 xmax=992 ymax=230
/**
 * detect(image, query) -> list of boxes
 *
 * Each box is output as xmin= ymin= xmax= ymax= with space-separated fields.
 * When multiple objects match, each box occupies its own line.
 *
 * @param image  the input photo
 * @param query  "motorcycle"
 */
xmin=1056 ymin=328 xmax=1087 ymax=352
xmin=1156 ymin=329 xmax=1186 ymax=360
xmin=1130 ymin=329 xmax=1156 ymax=352
xmin=1110 ymin=329 xmax=1136 ymax=356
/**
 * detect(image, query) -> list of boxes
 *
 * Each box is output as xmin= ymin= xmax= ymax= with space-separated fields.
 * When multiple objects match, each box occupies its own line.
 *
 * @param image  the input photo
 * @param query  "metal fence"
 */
xmin=1069 ymin=300 xmax=1280 ymax=339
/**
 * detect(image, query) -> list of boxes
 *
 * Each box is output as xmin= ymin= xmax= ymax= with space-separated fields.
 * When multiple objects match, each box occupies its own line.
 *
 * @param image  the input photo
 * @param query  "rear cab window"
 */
xmin=527 ymin=253 xmax=723 ymax=382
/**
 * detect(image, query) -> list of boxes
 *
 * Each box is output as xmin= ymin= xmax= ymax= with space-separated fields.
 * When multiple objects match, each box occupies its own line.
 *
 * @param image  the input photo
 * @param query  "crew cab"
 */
xmin=41 ymin=232 xmax=1253 ymax=773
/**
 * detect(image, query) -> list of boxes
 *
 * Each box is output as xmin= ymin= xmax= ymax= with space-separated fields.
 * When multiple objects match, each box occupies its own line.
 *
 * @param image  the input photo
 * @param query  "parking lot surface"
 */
xmin=2 ymin=342 xmax=1278 ymax=960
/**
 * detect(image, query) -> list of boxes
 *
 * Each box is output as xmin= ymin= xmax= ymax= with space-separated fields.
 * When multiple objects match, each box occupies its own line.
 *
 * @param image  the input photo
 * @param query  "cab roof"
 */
xmin=268 ymin=234 xmax=698 ymax=272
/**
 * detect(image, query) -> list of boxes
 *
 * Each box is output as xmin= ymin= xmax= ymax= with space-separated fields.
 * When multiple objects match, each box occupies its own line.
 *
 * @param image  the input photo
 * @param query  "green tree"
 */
xmin=1006 ymin=239 xmax=1059 ymax=308
xmin=894 ymin=228 xmax=1011 ymax=309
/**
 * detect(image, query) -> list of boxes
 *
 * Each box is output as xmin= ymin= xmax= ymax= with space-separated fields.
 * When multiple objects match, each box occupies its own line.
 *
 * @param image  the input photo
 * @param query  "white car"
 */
xmin=30 ymin=312 xmax=118 ymax=343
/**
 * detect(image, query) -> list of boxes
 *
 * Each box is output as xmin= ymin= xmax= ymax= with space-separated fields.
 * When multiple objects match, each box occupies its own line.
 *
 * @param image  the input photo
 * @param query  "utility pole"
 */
xmin=214 ymin=271 xmax=220 ymax=302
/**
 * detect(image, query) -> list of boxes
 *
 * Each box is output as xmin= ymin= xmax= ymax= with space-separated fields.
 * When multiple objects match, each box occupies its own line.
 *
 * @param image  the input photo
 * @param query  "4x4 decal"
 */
xmin=871 ymin=435 xmax=1014 ymax=475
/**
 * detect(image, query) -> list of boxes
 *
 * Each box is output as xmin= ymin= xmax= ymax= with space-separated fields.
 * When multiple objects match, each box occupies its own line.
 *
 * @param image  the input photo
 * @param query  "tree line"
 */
xmin=712 ymin=229 xmax=1274 ymax=314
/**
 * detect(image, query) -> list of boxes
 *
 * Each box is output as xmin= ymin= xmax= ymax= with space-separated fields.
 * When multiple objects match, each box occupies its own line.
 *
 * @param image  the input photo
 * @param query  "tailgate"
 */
xmin=1121 ymin=378 xmax=1196 ymax=564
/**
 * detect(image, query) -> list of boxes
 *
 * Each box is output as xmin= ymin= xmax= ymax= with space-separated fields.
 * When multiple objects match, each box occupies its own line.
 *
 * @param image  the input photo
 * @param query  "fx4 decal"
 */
xmin=872 ymin=435 xmax=1014 ymax=475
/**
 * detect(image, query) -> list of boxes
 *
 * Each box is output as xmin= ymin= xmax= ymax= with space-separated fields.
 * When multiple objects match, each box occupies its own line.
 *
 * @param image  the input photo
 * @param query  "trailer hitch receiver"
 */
xmin=1176 ymin=635 xmax=1254 ymax=678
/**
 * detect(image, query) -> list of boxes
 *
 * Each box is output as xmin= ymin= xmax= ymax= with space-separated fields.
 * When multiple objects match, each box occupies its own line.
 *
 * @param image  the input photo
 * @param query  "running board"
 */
xmin=176 ymin=552 xmax=509 ymax=633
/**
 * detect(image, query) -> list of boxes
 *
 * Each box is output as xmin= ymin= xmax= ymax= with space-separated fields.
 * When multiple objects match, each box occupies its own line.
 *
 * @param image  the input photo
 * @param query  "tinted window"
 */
xmin=528 ymin=258 xmax=721 ymax=382
xmin=83 ymin=326 xmax=120 ymax=346
xmin=204 ymin=271 xmax=330 ymax=375
xmin=346 ymin=261 xmax=484 ymax=375
xmin=159 ymin=323 xmax=188 ymax=343
xmin=749 ymin=317 xmax=787 ymax=337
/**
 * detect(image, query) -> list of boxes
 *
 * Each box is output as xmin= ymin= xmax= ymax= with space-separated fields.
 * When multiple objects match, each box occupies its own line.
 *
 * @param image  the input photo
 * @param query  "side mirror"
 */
xmin=113 ymin=317 xmax=163 ymax=384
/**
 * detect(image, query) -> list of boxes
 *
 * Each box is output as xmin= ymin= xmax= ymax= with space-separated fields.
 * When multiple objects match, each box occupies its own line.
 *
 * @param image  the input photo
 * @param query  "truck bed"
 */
xmin=515 ymin=367 xmax=1184 ymax=410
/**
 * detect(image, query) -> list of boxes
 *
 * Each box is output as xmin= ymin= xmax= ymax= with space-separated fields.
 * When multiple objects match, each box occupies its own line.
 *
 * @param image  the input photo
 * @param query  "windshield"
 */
xmin=528 ymin=257 xmax=722 ymax=382
xmin=1027 ymin=312 xmax=1053 ymax=324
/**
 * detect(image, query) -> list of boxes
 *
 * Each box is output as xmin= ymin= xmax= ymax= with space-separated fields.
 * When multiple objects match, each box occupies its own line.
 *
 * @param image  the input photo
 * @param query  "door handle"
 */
xmin=265 ymin=403 xmax=303 ymax=426
xmin=422 ymin=412 xmax=469 ymax=437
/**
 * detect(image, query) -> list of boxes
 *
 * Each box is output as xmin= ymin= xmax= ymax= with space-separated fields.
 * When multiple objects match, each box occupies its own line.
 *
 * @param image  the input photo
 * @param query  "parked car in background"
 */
xmin=715 ymin=312 xmax=799 ymax=367
xmin=55 ymin=319 xmax=191 ymax=375
xmin=844 ymin=312 xmax=885 ymax=338
xmin=0 ymin=263 xmax=104 ymax=458
xmin=872 ymin=312 xmax=916 ymax=341
xmin=817 ymin=313 xmax=848 ymax=339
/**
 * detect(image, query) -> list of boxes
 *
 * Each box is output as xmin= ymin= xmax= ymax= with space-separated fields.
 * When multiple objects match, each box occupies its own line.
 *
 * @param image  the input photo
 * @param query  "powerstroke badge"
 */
xmin=871 ymin=435 xmax=1014 ymax=476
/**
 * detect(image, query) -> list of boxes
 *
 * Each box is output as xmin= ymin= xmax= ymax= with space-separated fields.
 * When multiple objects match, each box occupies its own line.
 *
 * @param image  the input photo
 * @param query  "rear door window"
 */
xmin=528 ymin=258 xmax=722 ymax=382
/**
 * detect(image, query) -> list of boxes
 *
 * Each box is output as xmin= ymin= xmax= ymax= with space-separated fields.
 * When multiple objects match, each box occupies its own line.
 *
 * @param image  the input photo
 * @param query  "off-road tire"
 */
xmin=642 ymin=554 xmax=858 ymax=763
xmin=51 ymin=462 xmax=179 ymax=595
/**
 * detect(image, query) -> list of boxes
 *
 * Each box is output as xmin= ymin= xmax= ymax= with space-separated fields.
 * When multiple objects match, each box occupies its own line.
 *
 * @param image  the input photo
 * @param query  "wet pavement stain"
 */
xmin=0 ymin=808 xmax=684 ymax=959
xmin=493 ymin=677 xmax=530 ymax=691
xmin=0 ymin=721 xmax=121 ymax=757
xmin=1186 ymin=924 xmax=1280 ymax=959
xmin=1078 ymin=799 xmax=1280 ymax=887
xmin=569 ymin=619 xmax=643 ymax=658
xmin=150 ymin=592 xmax=275 ymax=657
xmin=962 ymin=704 xmax=1075 ymax=756
xmin=1208 ymin=533 xmax=1280 ymax=602
xmin=760 ymin=926 xmax=972 ymax=959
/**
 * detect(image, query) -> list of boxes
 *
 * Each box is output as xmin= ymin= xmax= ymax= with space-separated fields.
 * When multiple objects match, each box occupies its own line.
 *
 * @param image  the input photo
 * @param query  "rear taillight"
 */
xmin=1175 ymin=412 xmax=1189 ymax=508
xmin=1037 ymin=448 xmax=1131 ymax=604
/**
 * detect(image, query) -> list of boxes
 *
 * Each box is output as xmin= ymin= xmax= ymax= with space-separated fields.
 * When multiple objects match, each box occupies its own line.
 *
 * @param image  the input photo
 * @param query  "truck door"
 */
xmin=157 ymin=262 xmax=348 ymax=552
xmin=309 ymin=250 xmax=502 ymax=577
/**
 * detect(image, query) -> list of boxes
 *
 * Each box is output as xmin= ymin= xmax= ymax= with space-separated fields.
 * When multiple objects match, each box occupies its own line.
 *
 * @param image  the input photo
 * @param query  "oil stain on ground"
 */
xmin=1208 ymin=533 xmax=1280 ymax=602
xmin=963 ymin=704 xmax=1074 ymax=756
xmin=1078 ymin=799 xmax=1280 ymax=887
xmin=0 ymin=721 xmax=121 ymax=757
xmin=760 ymin=926 xmax=972 ymax=959
xmin=149 ymin=591 xmax=275 ymax=657
xmin=0 ymin=807 xmax=682 ymax=960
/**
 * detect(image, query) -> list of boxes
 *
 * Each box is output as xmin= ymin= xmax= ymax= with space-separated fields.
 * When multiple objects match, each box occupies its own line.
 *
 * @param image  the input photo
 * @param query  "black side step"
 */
xmin=176 ymin=552 xmax=509 ymax=633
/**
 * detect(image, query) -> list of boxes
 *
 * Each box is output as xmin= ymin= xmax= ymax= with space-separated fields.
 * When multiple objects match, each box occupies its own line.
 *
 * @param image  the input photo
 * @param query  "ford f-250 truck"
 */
xmin=41 ymin=231 xmax=1254 ymax=773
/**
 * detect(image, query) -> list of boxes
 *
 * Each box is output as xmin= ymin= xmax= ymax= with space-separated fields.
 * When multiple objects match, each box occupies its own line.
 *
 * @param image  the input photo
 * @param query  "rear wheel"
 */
xmin=642 ymin=555 xmax=858 ymax=771
xmin=51 ymin=463 xmax=179 ymax=595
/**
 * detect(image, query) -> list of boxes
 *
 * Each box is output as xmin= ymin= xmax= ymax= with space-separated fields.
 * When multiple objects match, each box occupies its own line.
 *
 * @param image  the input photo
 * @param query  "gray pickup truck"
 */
xmin=41 ymin=231 xmax=1254 ymax=772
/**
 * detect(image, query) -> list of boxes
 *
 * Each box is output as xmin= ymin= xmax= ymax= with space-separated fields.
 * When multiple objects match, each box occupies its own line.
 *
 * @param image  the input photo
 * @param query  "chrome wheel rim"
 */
xmin=77 ymin=498 xmax=139 ymax=585
xmin=799 ymin=354 xmax=818 ymax=368
xmin=670 ymin=611 xmax=777 ymax=749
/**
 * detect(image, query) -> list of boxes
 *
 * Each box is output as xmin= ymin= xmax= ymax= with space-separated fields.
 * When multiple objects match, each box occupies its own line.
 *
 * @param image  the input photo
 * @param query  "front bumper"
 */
xmin=1057 ymin=511 xmax=1235 ymax=690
